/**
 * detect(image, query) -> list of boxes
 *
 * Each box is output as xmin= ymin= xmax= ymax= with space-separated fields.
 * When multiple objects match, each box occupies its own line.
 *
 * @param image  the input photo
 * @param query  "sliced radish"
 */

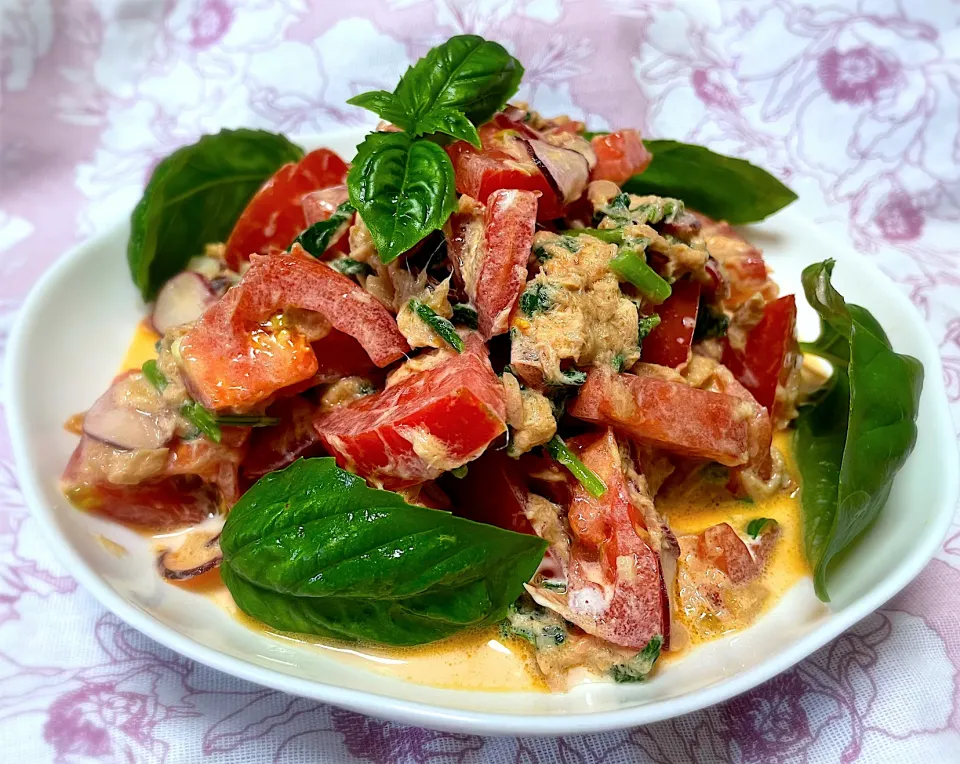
xmin=157 ymin=522 xmax=224 ymax=580
xmin=152 ymin=272 xmax=216 ymax=335
xmin=524 ymin=138 xmax=590 ymax=204
xmin=83 ymin=375 xmax=177 ymax=450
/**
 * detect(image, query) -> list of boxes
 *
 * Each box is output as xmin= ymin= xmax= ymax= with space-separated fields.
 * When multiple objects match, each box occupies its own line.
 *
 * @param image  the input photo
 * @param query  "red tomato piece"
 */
xmin=448 ymin=127 xmax=563 ymax=221
xmin=224 ymin=148 xmax=349 ymax=269
xmin=441 ymin=448 xmax=536 ymax=535
xmin=312 ymin=328 xmax=376 ymax=382
xmin=640 ymin=278 xmax=701 ymax=368
xmin=242 ymin=396 xmax=325 ymax=482
xmin=563 ymin=429 xmax=665 ymax=650
xmin=696 ymin=521 xmax=780 ymax=584
xmin=721 ymin=295 xmax=798 ymax=413
xmin=589 ymin=130 xmax=652 ymax=185
xmin=313 ymin=336 xmax=506 ymax=490
xmin=695 ymin=214 xmax=777 ymax=309
xmin=568 ymin=368 xmax=752 ymax=466
xmin=474 ymin=189 xmax=537 ymax=338
xmin=179 ymin=247 xmax=409 ymax=410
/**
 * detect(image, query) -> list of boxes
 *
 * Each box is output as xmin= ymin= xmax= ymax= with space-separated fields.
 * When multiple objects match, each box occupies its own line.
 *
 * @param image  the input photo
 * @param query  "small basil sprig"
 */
xmin=129 ymin=129 xmax=303 ymax=299
xmin=622 ymin=140 xmax=796 ymax=224
xmin=796 ymin=260 xmax=923 ymax=602
xmin=349 ymin=35 xmax=522 ymax=146
xmin=220 ymin=458 xmax=547 ymax=645
xmin=346 ymin=35 xmax=522 ymax=263
xmin=545 ymin=435 xmax=606 ymax=498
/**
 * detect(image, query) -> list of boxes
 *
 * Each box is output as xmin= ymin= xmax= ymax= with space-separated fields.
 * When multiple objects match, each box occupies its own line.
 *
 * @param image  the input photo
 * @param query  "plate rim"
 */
xmin=6 ymin=128 xmax=958 ymax=736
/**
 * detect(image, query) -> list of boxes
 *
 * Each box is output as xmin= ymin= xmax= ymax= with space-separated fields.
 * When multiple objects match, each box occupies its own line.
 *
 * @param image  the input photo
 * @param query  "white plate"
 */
xmin=6 ymin=129 xmax=958 ymax=736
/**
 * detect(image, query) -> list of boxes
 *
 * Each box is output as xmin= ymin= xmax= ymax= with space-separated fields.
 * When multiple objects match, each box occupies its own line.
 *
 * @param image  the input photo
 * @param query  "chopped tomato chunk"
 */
xmin=448 ymin=123 xmax=562 ymax=221
xmin=472 ymin=189 xmax=537 ymax=338
xmin=721 ymin=295 xmax=798 ymax=413
xmin=178 ymin=247 xmax=409 ymax=410
xmin=589 ymin=130 xmax=652 ymax=185
xmin=313 ymin=336 xmax=506 ymax=489
xmin=440 ymin=448 xmax=536 ymax=535
xmin=563 ymin=430 xmax=665 ymax=649
xmin=224 ymin=148 xmax=349 ymax=269
xmin=695 ymin=214 xmax=776 ymax=308
xmin=569 ymin=368 xmax=752 ymax=466
xmin=640 ymin=278 xmax=701 ymax=368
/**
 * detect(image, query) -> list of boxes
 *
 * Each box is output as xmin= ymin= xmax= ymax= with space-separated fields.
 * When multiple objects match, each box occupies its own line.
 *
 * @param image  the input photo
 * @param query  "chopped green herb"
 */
xmin=409 ymin=298 xmax=464 ymax=352
xmin=556 ymin=236 xmax=580 ymax=252
xmin=610 ymin=634 xmax=663 ymax=682
xmin=215 ymin=414 xmax=282 ymax=428
xmin=637 ymin=313 xmax=661 ymax=341
xmin=746 ymin=517 xmax=777 ymax=538
xmin=330 ymin=257 xmax=373 ymax=277
xmin=694 ymin=299 xmax=729 ymax=341
xmin=533 ymin=243 xmax=552 ymax=262
xmin=180 ymin=400 xmax=222 ymax=444
xmin=451 ymin=465 xmax=469 ymax=479
xmin=519 ymin=282 xmax=555 ymax=317
xmin=564 ymin=227 xmax=624 ymax=245
xmin=501 ymin=596 xmax=568 ymax=649
xmin=545 ymin=435 xmax=606 ymax=498
xmin=556 ymin=368 xmax=586 ymax=386
xmin=610 ymin=248 xmax=672 ymax=304
xmin=292 ymin=202 xmax=355 ymax=258
xmin=141 ymin=359 xmax=168 ymax=392
xmin=612 ymin=353 xmax=626 ymax=373
xmin=451 ymin=303 xmax=479 ymax=329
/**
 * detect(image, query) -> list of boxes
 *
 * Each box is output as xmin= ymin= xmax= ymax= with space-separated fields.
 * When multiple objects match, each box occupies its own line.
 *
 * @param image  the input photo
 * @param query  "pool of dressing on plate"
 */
xmin=121 ymin=321 xmax=809 ymax=693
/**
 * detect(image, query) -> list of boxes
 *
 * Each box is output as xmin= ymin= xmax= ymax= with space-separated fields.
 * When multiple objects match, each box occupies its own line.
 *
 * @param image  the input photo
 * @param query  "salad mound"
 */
xmin=62 ymin=35 xmax=922 ymax=693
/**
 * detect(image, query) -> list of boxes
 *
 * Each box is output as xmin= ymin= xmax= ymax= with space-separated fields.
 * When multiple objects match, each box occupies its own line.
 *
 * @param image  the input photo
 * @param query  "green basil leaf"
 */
xmin=346 ymin=90 xmax=412 ymax=130
xmin=451 ymin=304 xmax=479 ymax=329
xmin=330 ymin=258 xmax=374 ymax=277
xmin=347 ymin=132 xmax=457 ymax=263
xmin=395 ymin=34 xmax=523 ymax=130
xmin=623 ymin=140 xmax=797 ymax=225
xmin=128 ymin=129 xmax=303 ymax=300
xmin=414 ymin=106 xmax=481 ymax=148
xmin=746 ymin=517 xmax=777 ymax=538
xmin=220 ymin=458 xmax=547 ymax=645
xmin=291 ymin=202 xmax=355 ymax=258
xmin=796 ymin=259 xmax=923 ymax=602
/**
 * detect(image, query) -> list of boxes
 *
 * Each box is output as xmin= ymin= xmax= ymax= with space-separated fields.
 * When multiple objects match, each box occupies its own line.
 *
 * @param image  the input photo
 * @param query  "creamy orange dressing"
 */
xmin=117 ymin=324 xmax=807 ymax=691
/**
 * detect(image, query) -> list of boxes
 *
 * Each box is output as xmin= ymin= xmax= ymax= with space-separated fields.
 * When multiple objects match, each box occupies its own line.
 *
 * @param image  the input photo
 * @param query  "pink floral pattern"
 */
xmin=2 ymin=1 xmax=958 ymax=760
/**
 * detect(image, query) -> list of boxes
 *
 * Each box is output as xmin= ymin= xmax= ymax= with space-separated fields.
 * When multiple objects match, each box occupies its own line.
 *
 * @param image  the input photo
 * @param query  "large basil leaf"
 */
xmin=346 ymin=90 xmax=412 ymax=131
xmin=128 ymin=129 xmax=303 ymax=300
xmin=796 ymin=260 xmax=923 ymax=602
xmin=394 ymin=34 xmax=522 ymax=134
xmin=347 ymin=132 xmax=457 ymax=263
xmin=220 ymin=458 xmax=547 ymax=645
xmin=623 ymin=140 xmax=796 ymax=225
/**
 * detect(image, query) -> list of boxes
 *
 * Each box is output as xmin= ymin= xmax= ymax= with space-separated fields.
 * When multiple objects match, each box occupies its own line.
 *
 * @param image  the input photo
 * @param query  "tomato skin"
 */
xmin=640 ymin=278 xmax=701 ymax=368
xmin=563 ymin=430 xmax=665 ymax=650
xmin=589 ymin=130 xmax=652 ymax=185
xmin=179 ymin=247 xmax=409 ymax=410
xmin=721 ymin=295 xmax=798 ymax=413
xmin=569 ymin=368 xmax=752 ymax=466
xmin=440 ymin=448 xmax=536 ymax=535
xmin=314 ymin=336 xmax=507 ymax=490
xmin=224 ymin=148 xmax=349 ymax=269
xmin=474 ymin=189 xmax=537 ymax=338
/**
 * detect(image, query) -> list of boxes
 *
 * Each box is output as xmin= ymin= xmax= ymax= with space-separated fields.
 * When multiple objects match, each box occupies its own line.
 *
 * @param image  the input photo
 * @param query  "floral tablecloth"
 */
xmin=2 ymin=1 xmax=959 ymax=761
